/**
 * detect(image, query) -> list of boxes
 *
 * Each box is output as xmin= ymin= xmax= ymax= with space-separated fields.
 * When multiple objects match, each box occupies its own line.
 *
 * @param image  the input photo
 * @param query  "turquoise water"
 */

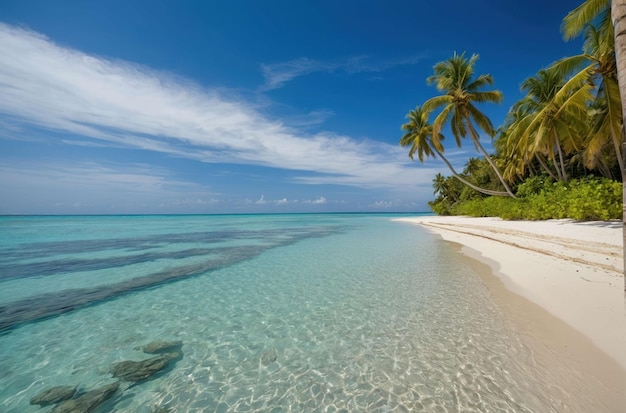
xmin=0 ymin=214 xmax=580 ymax=412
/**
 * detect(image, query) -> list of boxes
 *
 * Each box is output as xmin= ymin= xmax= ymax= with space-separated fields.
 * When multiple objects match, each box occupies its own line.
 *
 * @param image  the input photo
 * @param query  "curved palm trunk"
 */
xmin=433 ymin=148 xmax=511 ymax=196
xmin=596 ymin=157 xmax=615 ymax=179
xmin=535 ymin=153 xmax=560 ymax=181
xmin=611 ymin=0 xmax=626 ymax=290
xmin=466 ymin=120 xmax=517 ymax=197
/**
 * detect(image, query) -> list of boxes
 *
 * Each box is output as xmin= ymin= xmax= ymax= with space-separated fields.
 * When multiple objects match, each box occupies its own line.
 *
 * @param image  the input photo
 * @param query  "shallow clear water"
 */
xmin=0 ymin=214 xmax=576 ymax=412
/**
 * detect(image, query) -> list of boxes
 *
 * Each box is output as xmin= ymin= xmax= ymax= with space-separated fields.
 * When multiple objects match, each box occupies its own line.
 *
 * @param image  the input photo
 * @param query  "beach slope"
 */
xmin=396 ymin=216 xmax=626 ymax=371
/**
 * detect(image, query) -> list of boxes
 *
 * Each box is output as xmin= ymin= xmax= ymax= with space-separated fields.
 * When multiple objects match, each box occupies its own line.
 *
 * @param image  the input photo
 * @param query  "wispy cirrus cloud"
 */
xmin=0 ymin=23 xmax=435 ymax=193
xmin=260 ymin=57 xmax=336 ymax=90
xmin=260 ymin=53 xmax=428 ymax=91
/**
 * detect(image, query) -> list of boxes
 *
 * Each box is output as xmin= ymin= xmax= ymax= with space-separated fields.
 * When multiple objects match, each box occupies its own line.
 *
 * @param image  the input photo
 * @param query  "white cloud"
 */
xmin=0 ymin=24 xmax=432 ymax=192
xmin=370 ymin=200 xmax=393 ymax=208
xmin=260 ymin=54 xmax=428 ymax=90
xmin=253 ymin=196 xmax=293 ymax=206
xmin=260 ymin=58 xmax=336 ymax=90
xmin=303 ymin=196 xmax=327 ymax=204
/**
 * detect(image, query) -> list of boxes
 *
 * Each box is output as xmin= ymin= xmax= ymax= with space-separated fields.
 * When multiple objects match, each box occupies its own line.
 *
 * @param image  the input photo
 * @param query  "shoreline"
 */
xmin=396 ymin=216 xmax=626 ymax=407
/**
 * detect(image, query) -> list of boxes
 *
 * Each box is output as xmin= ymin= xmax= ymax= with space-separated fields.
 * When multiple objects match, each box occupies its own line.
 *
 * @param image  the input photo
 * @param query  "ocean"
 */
xmin=0 ymin=214 xmax=585 ymax=412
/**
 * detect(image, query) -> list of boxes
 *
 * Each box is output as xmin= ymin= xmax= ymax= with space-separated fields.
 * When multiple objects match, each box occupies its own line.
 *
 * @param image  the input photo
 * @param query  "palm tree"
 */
xmin=563 ymin=0 xmax=626 ymax=289
xmin=400 ymin=105 xmax=510 ymax=196
xmin=463 ymin=157 xmax=483 ymax=176
xmin=507 ymin=68 xmax=592 ymax=182
xmin=498 ymin=105 xmax=560 ymax=182
xmin=432 ymin=173 xmax=448 ymax=198
xmin=611 ymin=0 xmax=626 ymax=293
xmin=555 ymin=14 xmax=624 ymax=180
xmin=423 ymin=52 xmax=516 ymax=197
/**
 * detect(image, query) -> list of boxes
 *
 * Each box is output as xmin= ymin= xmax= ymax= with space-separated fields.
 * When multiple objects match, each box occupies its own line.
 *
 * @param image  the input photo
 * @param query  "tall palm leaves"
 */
xmin=563 ymin=0 xmax=626 ymax=290
xmin=400 ymin=106 xmax=510 ymax=196
xmin=505 ymin=68 xmax=593 ymax=182
xmin=562 ymin=0 xmax=609 ymax=40
xmin=423 ymin=53 xmax=516 ymax=197
xmin=553 ymin=11 xmax=624 ymax=180
xmin=399 ymin=106 xmax=444 ymax=162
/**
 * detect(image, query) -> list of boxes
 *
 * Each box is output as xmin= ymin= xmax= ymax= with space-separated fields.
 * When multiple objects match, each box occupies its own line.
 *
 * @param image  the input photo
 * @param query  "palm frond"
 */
xmin=548 ymin=55 xmax=593 ymax=78
xmin=431 ymin=104 xmax=455 ymax=144
xmin=423 ymin=95 xmax=452 ymax=112
xmin=561 ymin=0 xmax=609 ymax=40
xmin=466 ymin=73 xmax=494 ymax=91
xmin=466 ymin=104 xmax=496 ymax=137
xmin=470 ymin=90 xmax=504 ymax=104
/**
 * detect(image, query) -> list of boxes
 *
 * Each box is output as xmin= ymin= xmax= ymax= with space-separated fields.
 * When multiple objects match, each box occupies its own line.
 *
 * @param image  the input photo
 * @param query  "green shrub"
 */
xmin=432 ymin=176 xmax=622 ymax=221
xmin=515 ymin=175 xmax=554 ymax=198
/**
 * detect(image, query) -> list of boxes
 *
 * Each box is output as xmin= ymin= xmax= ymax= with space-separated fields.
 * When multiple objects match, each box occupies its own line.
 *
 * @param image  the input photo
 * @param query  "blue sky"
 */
xmin=0 ymin=0 xmax=583 ymax=214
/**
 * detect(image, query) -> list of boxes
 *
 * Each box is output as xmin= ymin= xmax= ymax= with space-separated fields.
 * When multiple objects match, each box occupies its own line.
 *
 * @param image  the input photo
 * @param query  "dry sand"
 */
xmin=396 ymin=216 xmax=626 ymax=409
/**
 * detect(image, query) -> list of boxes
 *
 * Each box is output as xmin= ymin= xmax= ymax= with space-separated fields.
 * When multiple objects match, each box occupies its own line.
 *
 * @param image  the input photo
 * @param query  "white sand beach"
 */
xmin=397 ymin=216 xmax=626 ymax=407
xmin=397 ymin=216 xmax=626 ymax=366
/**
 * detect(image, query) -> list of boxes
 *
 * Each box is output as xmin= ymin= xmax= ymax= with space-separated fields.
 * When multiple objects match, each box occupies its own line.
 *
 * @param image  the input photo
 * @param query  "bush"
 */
xmin=434 ymin=176 xmax=622 ymax=221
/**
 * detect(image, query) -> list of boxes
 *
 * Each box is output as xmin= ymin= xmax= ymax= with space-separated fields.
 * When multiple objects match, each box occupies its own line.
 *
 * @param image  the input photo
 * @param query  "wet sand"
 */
xmin=397 ymin=216 xmax=626 ymax=411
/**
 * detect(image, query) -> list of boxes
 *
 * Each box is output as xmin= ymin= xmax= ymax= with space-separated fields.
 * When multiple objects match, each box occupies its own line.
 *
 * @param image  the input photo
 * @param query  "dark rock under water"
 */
xmin=110 ymin=352 xmax=180 ymax=382
xmin=49 ymin=381 xmax=119 ymax=413
xmin=29 ymin=385 xmax=77 ymax=406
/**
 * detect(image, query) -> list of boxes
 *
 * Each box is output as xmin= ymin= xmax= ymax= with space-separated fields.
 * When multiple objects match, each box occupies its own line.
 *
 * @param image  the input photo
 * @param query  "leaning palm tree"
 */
xmin=423 ymin=52 xmax=516 ymax=197
xmin=400 ymin=105 xmax=510 ymax=196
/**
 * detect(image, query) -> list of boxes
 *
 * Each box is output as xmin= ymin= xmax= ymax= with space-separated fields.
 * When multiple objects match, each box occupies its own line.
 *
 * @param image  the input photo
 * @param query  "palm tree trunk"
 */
xmin=611 ymin=0 xmax=626 ymax=290
xmin=597 ymin=157 xmax=615 ymax=180
xmin=554 ymin=131 xmax=569 ymax=182
xmin=535 ymin=153 xmax=559 ymax=181
xmin=433 ymin=148 xmax=511 ymax=196
xmin=466 ymin=120 xmax=517 ymax=197
xmin=610 ymin=128 xmax=626 ymax=181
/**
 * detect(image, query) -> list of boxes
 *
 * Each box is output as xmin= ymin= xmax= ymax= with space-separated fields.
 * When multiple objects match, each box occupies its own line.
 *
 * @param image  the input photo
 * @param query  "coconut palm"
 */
xmin=507 ymin=68 xmax=592 ymax=182
xmin=554 ymin=14 xmax=624 ymax=180
xmin=400 ymin=105 xmax=510 ymax=196
xmin=498 ymin=104 xmax=559 ymax=182
xmin=563 ymin=0 xmax=626 ymax=290
xmin=432 ymin=173 xmax=448 ymax=197
xmin=423 ymin=52 xmax=516 ymax=197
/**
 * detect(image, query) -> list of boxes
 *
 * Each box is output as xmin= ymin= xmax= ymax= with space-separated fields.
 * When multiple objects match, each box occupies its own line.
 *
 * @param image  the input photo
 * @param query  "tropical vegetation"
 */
xmin=401 ymin=0 xmax=626 ymax=222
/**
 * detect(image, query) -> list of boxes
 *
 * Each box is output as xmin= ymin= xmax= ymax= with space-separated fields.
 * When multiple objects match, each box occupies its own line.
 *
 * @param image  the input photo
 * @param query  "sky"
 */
xmin=0 ymin=0 xmax=584 ymax=214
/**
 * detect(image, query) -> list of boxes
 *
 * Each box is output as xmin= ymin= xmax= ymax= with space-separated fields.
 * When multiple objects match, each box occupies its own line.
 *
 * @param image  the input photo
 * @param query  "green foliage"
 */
xmin=437 ymin=176 xmax=622 ymax=221
xmin=515 ymin=175 xmax=554 ymax=197
xmin=428 ymin=198 xmax=453 ymax=215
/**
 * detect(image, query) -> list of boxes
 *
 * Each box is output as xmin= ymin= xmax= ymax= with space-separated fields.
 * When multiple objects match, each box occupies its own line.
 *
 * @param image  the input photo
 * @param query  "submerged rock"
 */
xmin=260 ymin=349 xmax=277 ymax=366
xmin=30 ymin=385 xmax=77 ymax=406
xmin=110 ymin=352 xmax=179 ymax=382
xmin=50 ymin=381 xmax=119 ymax=413
xmin=137 ymin=340 xmax=183 ymax=354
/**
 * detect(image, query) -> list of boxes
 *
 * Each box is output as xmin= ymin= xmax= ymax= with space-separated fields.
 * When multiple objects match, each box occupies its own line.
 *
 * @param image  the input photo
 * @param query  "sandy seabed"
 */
xmin=396 ymin=216 xmax=626 ymax=410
